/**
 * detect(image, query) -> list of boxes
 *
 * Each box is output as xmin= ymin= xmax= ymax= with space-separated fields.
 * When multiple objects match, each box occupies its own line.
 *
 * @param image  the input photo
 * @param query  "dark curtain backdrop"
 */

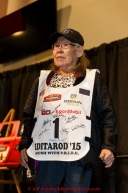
xmin=84 ymin=37 xmax=128 ymax=193
xmin=0 ymin=37 xmax=128 ymax=193
xmin=0 ymin=59 xmax=53 ymax=121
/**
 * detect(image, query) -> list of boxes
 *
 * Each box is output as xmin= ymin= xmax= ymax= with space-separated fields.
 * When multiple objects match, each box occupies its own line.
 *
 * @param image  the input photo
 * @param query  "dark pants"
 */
xmin=35 ymin=161 xmax=92 ymax=193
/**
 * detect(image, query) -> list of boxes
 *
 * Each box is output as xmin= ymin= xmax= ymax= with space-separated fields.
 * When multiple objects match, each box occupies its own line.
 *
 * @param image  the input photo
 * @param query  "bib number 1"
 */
xmin=53 ymin=118 xmax=59 ymax=138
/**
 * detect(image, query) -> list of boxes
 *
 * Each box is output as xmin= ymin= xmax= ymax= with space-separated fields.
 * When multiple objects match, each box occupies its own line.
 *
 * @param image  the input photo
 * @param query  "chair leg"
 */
xmin=11 ymin=169 xmax=22 ymax=193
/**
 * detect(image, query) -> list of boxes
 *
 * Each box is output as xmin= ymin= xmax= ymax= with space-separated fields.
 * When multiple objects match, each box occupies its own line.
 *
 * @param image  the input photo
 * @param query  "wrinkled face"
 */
xmin=52 ymin=36 xmax=83 ymax=71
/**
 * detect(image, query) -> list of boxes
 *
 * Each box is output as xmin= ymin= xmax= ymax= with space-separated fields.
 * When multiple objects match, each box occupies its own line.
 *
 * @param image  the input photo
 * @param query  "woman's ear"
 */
xmin=77 ymin=47 xmax=84 ymax=57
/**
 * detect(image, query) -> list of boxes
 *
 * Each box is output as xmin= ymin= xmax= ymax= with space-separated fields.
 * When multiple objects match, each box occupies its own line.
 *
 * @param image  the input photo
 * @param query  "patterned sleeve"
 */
xmin=23 ymin=77 xmax=39 ymax=117
xmin=93 ymin=72 xmax=117 ymax=154
xmin=19 ymin=77 xmax=39 ymax=151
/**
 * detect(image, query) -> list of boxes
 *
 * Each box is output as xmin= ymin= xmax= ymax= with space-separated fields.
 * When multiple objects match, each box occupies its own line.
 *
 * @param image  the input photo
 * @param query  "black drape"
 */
xmin=0 ymin=37 xmax=128 ymax=192
xmin=0 ymin=59 xmax=53 ymax=121
xmin=0 ymin=78 xmax=3 ymax=106
xmin=85 ymin=37 xmax=128 ymax=193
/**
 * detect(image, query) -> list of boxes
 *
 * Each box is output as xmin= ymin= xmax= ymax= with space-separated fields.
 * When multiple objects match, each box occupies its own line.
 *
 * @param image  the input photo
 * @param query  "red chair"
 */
xmin=0 ymin=121 xmax=22 ymax=193
xmin=0 ymin=121 xmax=21 ymax=167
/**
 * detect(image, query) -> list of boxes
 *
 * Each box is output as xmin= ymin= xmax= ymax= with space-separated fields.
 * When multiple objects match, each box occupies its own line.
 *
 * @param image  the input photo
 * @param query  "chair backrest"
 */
xmin=0 ymin=121 xmax=21 ymax=168
xmin=2 ymin=109 xmax=15 ymax=137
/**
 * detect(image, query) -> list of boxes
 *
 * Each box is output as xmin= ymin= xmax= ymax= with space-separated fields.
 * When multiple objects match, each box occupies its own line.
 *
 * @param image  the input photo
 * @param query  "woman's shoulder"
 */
xmin=94 ymin=71 xmax=107 ymax=88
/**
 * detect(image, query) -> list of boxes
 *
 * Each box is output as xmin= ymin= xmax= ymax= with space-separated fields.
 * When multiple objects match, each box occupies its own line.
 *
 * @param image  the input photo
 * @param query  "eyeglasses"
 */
xmin=52 ymin=43 xmax=77 ymax=50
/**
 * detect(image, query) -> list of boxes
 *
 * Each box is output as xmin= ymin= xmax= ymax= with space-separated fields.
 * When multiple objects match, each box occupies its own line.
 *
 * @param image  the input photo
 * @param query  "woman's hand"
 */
xmin=99 ymin=149 xmax=115 ymax=168
xmin=20 ymin=148 xmax=29 ymax=168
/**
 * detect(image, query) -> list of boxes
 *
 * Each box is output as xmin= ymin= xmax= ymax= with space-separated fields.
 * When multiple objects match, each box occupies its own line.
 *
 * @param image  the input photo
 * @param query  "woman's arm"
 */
xmin=93 ymin=73 xmax=117 ymax=167
xmin=19 ymin=77 xmax=39 ymax=168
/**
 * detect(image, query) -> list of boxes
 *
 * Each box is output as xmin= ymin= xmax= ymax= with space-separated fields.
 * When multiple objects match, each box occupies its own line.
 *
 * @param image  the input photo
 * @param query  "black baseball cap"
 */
xmin=49 ymin=28 xmax=84 ymax=46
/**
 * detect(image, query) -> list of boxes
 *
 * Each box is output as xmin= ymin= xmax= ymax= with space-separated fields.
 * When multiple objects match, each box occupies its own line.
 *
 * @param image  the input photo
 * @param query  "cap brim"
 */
xmin=49 ymin=32 xmax=63 ymax=44
xmin=49 ymin=31 xmax=84 ymax=46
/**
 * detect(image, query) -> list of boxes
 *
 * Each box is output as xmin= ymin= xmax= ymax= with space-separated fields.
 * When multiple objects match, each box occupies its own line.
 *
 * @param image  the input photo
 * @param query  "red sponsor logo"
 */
xmin=39 ymin=89 xmax=45 ymax=96
xmin=41 ymin=110 xmax=51 ymax=115
xmin=56 ymin=109 xmax=81 ymax=114
xmin=43 ymin=94 xmax=61 ymax=102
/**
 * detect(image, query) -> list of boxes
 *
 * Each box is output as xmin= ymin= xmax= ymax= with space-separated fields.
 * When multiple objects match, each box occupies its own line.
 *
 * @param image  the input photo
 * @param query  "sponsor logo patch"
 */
xmin=43 ymin=94 xmax=61 ymax=102
xmin=79 ymin=88 xmax=90 ymax=96
xmin=64 ymin=100 xmax=82 ymax=106
xmin=70 ymin=94 xmax=77 ymax=99
xmin=56 ymin=109 xmax=81 ymax=114
xmin=41 ymin=110 xmax=51 ymax=115
xmin=39 ymin=89 xmax=45 ymax=96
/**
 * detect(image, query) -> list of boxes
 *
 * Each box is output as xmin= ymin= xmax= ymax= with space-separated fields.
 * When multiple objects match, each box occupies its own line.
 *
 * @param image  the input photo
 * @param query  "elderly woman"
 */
xmin=19 ymin=28 xmax=117 ymax=193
